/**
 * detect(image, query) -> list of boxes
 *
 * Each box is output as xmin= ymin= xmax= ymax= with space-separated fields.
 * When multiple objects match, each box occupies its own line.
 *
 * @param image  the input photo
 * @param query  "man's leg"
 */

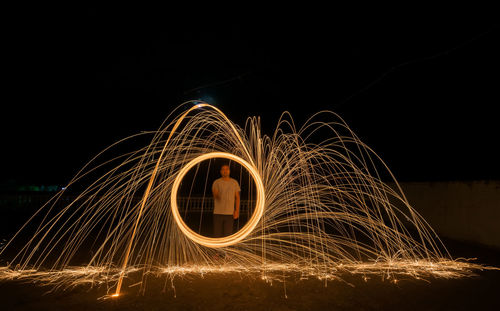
xmin=222 ymin=215 xmax=234 ymax=237
xmin=213 ymin=214 xmax=223 ymax=238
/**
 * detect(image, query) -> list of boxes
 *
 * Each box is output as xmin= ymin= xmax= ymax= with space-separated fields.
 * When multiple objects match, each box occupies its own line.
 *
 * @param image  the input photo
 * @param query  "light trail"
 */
xmin=0 ymin=101 xmax=495 ymax=298
xmin=170 ymin=152 xmax=265 ymax=248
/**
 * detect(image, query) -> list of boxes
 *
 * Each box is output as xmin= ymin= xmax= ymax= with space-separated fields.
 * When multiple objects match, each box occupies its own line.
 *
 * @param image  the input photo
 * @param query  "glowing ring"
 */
xmin=171 ymin=152 xmax=265 ymax=248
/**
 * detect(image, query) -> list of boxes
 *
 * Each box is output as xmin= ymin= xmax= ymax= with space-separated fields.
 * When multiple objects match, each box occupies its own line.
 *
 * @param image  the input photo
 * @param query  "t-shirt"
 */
xmin=212 ymin=178 xmax=240 ymax=215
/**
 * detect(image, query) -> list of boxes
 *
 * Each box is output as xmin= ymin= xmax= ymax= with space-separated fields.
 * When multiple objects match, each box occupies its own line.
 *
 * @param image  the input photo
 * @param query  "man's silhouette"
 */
xmin=211 ymin=164 xmax=240 ymax=237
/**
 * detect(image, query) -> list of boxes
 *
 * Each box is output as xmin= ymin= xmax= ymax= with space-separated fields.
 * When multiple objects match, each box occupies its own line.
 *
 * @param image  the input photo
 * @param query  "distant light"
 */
xmin=61 ymin=187 xmax=67 ymax=190
xmin=198 ymin=95 xmax=216 ymax=106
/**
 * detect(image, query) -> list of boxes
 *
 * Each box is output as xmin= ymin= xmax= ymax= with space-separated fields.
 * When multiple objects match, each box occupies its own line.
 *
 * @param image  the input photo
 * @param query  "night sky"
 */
xmin=2 ymin=5 xmax=499 ymax=188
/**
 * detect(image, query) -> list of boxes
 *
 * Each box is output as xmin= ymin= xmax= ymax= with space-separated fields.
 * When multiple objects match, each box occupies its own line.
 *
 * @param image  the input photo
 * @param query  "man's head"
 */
xmin=220 ymin=164 xmax=230 ymax=178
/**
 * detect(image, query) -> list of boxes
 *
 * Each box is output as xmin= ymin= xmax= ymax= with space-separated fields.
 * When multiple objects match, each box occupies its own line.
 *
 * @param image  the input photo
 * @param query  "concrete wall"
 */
xmin=391 ymin=180 xmax=500 ymax=249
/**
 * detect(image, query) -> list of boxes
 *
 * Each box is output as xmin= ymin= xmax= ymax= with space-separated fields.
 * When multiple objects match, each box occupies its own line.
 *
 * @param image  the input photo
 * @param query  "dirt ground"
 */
xmin=1 ymin=268 xmax=499 ymax=311
xmin=1 ymin=265 xmax=499 ymax=310
xmin=1 ymin=240 xmax=499 ymax=311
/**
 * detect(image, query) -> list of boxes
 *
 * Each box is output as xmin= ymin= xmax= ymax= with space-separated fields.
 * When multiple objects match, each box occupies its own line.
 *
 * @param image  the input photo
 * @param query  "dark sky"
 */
xmin=2 ymin=5 xmax=499 ymax=187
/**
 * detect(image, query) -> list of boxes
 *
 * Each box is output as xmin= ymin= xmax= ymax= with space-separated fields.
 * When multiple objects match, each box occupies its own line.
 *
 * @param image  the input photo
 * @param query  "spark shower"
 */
xmin=0 ymin=102 xmax=489 ymax=298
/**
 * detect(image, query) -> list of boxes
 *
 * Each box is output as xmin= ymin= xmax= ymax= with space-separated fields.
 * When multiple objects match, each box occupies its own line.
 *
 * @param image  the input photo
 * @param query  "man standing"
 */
xmin=212 ymin=164 xmax=240 ymax=237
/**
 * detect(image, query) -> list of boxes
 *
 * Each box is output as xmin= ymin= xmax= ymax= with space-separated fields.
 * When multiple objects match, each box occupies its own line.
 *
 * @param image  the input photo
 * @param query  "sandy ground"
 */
xmin=1 ymin=238 xmax=499 ymax=311
xmin=1 ymin=263 xmax=499 ymax=311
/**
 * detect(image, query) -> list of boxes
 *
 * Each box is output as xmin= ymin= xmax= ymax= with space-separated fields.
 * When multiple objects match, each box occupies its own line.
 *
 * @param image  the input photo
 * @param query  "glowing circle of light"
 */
xmin=170 ymin=152 xmax=265 ymax=248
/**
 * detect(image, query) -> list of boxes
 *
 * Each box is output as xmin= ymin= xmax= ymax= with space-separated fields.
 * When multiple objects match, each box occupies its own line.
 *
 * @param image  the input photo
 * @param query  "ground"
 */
xmin=1 ymin=268 xmax=499 ymax=311
xmin=1 ymin=240 xmax=499 ymax=311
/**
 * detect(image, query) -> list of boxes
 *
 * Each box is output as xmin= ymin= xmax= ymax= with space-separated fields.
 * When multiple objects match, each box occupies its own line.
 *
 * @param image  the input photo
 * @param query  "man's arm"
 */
xmin=233 ymin=190 xmax=240 ymax=219
xmin=212 ymin=183 xmax=220 ymax=200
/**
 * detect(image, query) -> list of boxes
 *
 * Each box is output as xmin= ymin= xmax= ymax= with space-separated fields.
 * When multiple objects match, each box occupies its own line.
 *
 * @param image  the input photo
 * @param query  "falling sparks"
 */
xmin=0 ymin=101 xmax=495 ymax=297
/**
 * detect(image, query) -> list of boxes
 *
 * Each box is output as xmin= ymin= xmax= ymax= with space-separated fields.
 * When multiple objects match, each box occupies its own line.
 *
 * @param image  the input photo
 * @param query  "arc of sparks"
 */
xmin=114 ymin=102 xmax=254 ymax=297
xmin=2 ymin=100 xmax=493 ymax=299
